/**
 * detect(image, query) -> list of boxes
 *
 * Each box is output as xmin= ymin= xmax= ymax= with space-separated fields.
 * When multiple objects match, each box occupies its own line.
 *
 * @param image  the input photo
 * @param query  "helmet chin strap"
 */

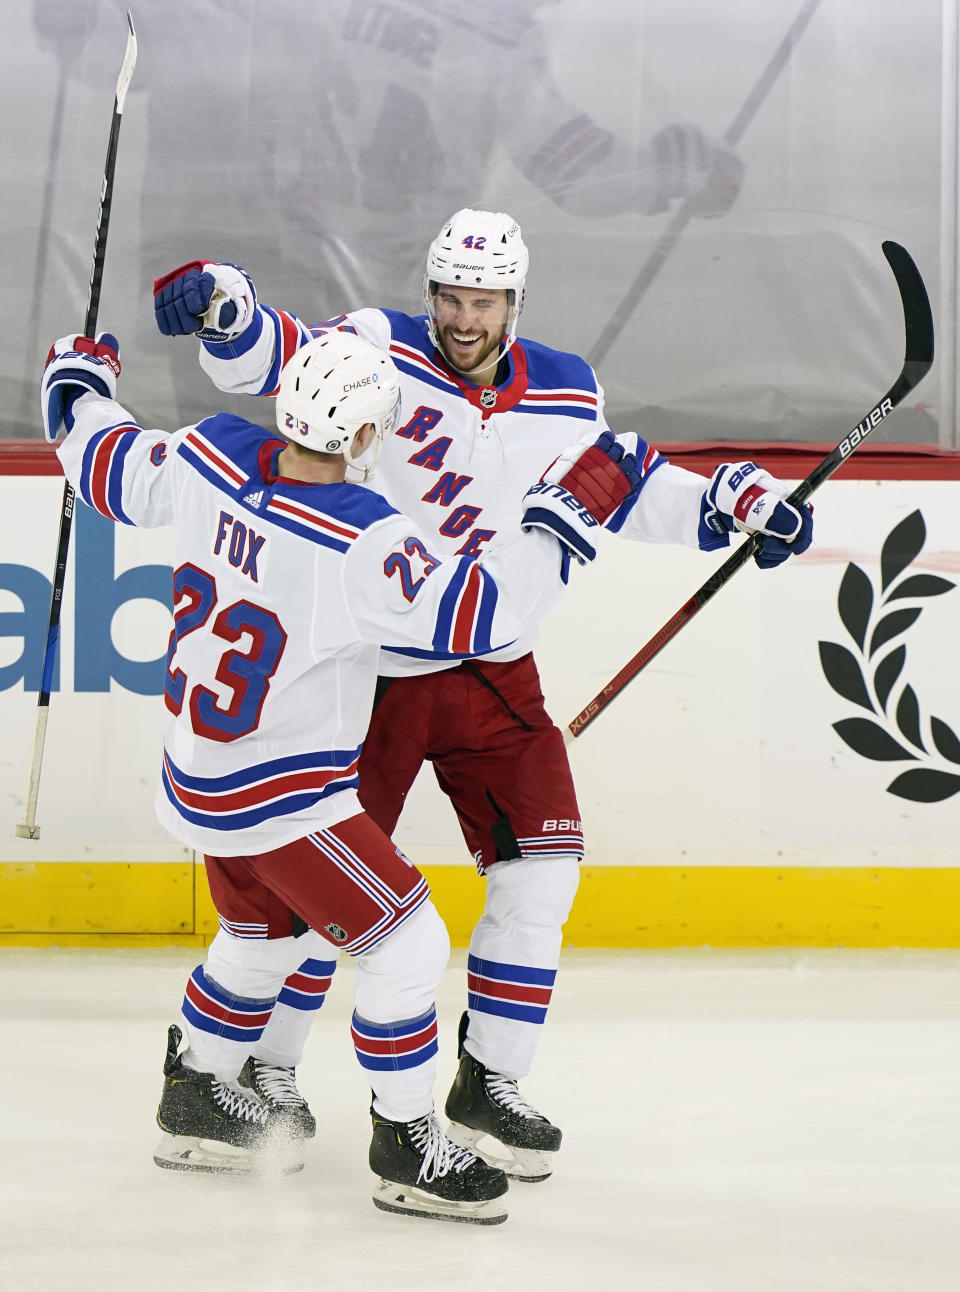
xmin=343 ymin=424 xmax=383 ymax=484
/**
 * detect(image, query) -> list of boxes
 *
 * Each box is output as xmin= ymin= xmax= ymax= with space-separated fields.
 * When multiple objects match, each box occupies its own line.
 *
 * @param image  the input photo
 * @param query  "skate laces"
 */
xmin=212 ymin=1079 xmax=270 ymax=1125
xmin=484 ymin=1073 xmax=547 ymax=1122
xmin=407 ymin=1114 xmax=478 ymax=1183
xmin=249 ymin=1060 xmax=307 ymax=1108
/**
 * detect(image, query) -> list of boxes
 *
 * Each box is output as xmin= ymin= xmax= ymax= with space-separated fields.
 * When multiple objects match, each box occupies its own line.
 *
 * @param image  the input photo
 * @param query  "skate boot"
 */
xmin=369 ymin=1107 xmax=509 ymax=1225
xmin=444 ymin=1014 xmax=561 ymax=1182
xmin=153 ymin=1024 xmax=306 ymax=1175
xmin=238 ymin=1057 xmax=317 ymax=1138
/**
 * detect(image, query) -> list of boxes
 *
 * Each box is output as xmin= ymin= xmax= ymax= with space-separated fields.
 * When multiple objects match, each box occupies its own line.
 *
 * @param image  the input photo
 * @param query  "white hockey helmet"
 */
xmin=275 ymin=331 xmax=401 ymax=480
xmin=422 ymin=208 xmax=529 ymax=356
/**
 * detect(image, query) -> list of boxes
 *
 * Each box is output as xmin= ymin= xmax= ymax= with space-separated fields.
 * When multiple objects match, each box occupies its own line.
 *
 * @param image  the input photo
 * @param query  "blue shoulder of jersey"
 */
xmin=187 ymin=412 xmax=272 ymax=477
xmin=516 ymin=335 xmax=598 ymax=395
xmin=184 ymin=413 xmax=399 ymax=550
xmin=380 ymin=308 xmax=433 ymax=356
xmin=299 ymin=481 xmax=399 ymax=531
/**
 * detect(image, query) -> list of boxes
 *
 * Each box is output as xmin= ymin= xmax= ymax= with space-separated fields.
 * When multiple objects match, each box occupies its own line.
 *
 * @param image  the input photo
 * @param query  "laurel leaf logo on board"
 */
xmin=818 ymin=509 xmax=960 ymax=803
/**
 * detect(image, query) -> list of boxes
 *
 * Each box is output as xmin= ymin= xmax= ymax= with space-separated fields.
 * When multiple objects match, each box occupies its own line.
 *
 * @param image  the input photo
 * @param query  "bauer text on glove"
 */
xmin=699 ymin=460 xmax=814 ymax=568
xmin=522 ymin=430 xmax=643 ymax=569
xmin=153 ymin=261 xmax=257 ymax=343
xmin=41 ymin=332 xmax=121 ymax=442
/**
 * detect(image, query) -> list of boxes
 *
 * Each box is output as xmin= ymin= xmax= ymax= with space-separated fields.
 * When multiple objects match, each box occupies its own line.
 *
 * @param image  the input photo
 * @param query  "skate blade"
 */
xmin=371 ymin=1177 xmax=507 ymax=1225
xmin=445 ymin=1122 xmax=555 ymax=1183
xmin=153 ymin=1132 xmax=304 ymax=1176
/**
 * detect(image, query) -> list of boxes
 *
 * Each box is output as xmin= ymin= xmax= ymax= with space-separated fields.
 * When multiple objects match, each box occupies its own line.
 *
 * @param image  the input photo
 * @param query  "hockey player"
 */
xmin=41 ymin=326 xmax=643 ymax=1224
xmin=152 ymin=210 xmax=814 ymax=1183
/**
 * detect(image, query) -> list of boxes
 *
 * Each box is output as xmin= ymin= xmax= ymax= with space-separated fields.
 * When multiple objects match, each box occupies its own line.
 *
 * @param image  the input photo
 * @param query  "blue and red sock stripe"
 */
xmin=181 ymin=964 xmax=277 ymax=1043
xmin=467 ymin=954 xmax=557 ymax=1025
xmin=351 ymin=1007 xmax=439 ymax=1072
xmin=277 ymin=957 xmax=337 ymax=1011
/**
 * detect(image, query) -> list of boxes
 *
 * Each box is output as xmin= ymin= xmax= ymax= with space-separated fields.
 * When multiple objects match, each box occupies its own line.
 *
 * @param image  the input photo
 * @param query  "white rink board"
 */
xmin=1 ymin=475 xmax=957 ymax=868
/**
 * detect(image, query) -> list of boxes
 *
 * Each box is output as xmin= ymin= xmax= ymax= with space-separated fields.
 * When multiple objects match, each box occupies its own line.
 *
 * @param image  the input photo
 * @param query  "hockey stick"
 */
xmin=15 ymin=12 xmax=138 ymax=840
xmin=587 ymin=0 xmax=821 ymax=369
xmin=18 ymin=73 xmax=68 ymax=434
xmin=565 ymin=240 xmax=934 ymax=745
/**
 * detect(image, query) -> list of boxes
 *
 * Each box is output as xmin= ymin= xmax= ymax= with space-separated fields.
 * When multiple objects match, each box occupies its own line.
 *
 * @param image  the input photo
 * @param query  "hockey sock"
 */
xmin=465 ymin=856 xmax=579 ymax=1076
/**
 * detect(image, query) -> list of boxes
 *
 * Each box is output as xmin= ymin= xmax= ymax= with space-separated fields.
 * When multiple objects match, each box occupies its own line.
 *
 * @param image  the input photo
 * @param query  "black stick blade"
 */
xmin=881 ymin=240 xmax=934 ymax=377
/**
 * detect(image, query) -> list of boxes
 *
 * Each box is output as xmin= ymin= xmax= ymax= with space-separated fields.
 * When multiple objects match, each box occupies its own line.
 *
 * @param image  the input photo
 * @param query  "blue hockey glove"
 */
xmin=522 ymin=430 xmax=642 ymax=572
xmin=41 ymin=332 xmax=120 ymax=442
xmin=754 ymin=502 xmax=814 ymax=569
xmin=153 ymin=260 xmax=257 ymax=343
xmin=700 ymin=460 xmax=814 ymax=568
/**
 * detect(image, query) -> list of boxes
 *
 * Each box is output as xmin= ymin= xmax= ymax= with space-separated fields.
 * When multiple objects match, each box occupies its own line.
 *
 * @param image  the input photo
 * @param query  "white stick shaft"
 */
xmin=15 ymin=707 xmax=49 ymax=839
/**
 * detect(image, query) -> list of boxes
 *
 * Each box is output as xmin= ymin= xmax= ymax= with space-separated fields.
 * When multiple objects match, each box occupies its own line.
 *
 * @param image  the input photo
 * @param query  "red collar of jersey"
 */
xmin=258 ymin=438 xmax=312 ymax=486
xmin=432 ymin=341 xmax=529 ymax=420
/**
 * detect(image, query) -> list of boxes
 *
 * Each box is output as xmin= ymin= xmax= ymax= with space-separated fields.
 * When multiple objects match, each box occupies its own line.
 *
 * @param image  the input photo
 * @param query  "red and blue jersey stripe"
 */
xmin=161 ymin=747 xmax=361 ymax=834
xmin=516 ymin=386 xmax=599 ymax=421
xmin=254 ymin=307 xmax=312 ymax=396
xmin=77 ymin=422 xmax=143 ymax=523
xmin=433 ymin=556 xmax=499 ymax=656
xmin=179 ymin=427 xmax=248 ymax=494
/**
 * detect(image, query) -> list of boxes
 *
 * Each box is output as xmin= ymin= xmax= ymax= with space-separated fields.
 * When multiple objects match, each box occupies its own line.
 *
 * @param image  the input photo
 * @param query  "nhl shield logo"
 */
xmin=479 ymin=387 xmax=497 ymax=409
xmin=325 ymin=921 xmax=348 ymax=943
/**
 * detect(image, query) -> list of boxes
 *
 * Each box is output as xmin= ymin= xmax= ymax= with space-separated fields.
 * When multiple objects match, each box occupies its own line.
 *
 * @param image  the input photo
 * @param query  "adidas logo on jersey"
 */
xmin=243 ymin=489 xmax=265 ymax=509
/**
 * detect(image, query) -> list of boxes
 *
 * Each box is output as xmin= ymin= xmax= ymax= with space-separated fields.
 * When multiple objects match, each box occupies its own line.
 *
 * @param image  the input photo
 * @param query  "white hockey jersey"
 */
xmin=199 ymin=304 xmax=719 ymax=676
xmin=57 ymin=398 xmax=568 ymax=855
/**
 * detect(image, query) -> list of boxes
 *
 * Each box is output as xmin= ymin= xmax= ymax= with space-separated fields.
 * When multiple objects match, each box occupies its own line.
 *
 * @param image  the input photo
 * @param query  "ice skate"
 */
xmin=444 ymin=1018 xmax=561 ymax=1182
xmin=238 ymin=1056 xmax=316 ymax=1137
xmin=153 ymin=1024 xmax=306 ymax=1175
xmin=369 ymin=1108 xmax=509 ymax=1224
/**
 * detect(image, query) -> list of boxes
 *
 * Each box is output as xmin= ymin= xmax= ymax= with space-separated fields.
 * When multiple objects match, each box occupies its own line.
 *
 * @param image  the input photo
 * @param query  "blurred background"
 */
xmin=1 ymin=0 xmax=952 ymax=445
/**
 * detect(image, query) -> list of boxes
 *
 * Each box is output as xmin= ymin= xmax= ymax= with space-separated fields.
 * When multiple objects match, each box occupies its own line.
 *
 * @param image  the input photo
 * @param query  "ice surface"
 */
xmin=2 ymin=947 xmax=959 ymax=1292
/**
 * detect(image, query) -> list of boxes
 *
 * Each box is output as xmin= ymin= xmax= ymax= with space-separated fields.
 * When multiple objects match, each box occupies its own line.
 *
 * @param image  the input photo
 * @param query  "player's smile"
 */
xmin=444 ymin=328 xmax=489 ymax=359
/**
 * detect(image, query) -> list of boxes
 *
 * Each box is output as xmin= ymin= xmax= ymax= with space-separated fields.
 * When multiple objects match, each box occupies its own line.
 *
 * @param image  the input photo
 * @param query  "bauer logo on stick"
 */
xmin=838 ymin=397 xmax=893 ymax=458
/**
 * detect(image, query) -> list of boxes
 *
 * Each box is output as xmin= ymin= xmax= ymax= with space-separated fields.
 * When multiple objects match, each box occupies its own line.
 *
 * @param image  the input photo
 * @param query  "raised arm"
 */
xmin=43 ymin=332 xmax=177 ymax=528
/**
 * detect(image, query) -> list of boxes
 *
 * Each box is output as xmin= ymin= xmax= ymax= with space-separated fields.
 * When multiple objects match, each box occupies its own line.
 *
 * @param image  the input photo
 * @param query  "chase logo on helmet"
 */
xmin=344 ymin=374 xmax=379 ymax=391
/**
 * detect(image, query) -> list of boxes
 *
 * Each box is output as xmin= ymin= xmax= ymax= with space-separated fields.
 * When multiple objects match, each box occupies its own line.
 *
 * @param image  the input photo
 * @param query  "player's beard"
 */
xmin=437 ymin=324 xmax=504 ymax=378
